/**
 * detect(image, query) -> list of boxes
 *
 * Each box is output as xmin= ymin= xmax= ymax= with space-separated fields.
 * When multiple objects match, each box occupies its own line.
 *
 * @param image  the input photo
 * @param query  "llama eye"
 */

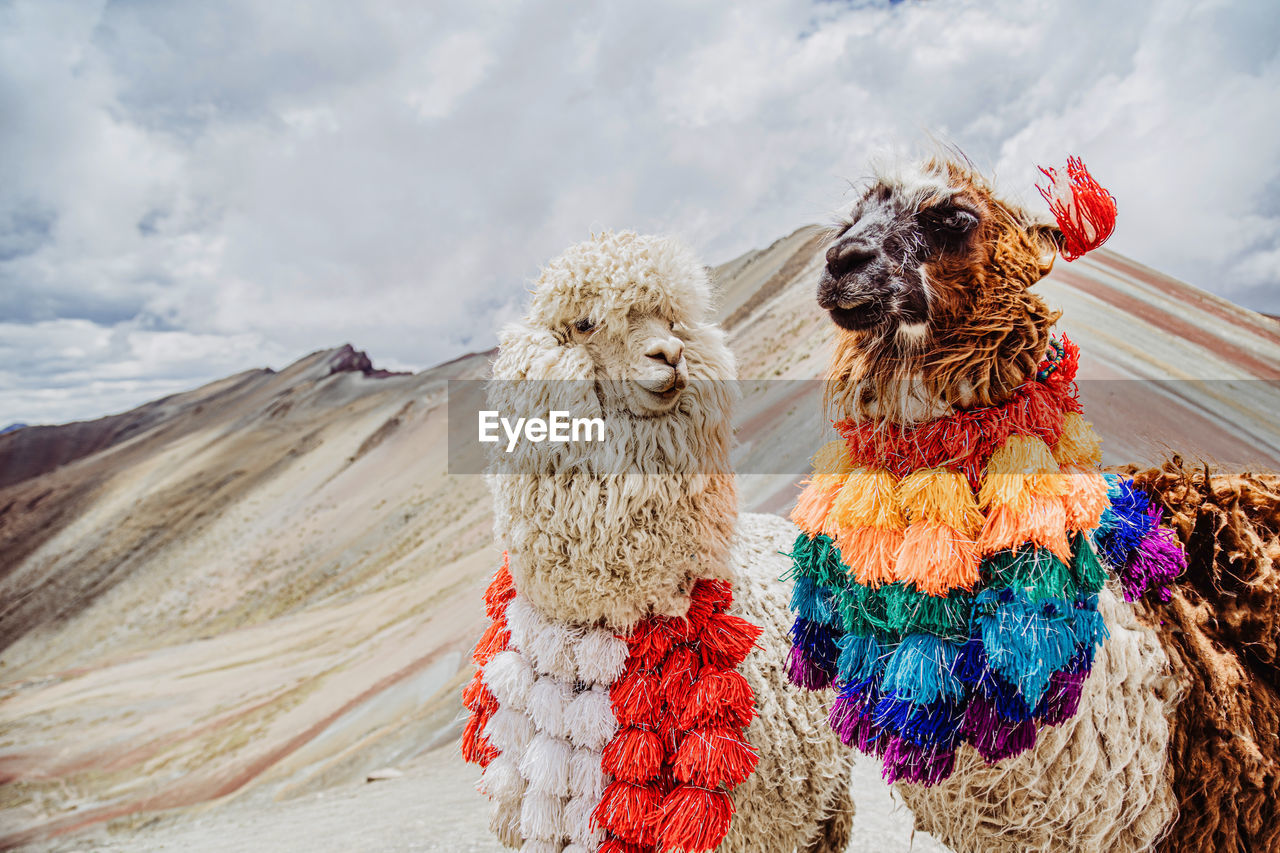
xmin=574 ymin=318 xmax=595 ymax=333
xmin=931 ymin=209 xmax=978 ymax=233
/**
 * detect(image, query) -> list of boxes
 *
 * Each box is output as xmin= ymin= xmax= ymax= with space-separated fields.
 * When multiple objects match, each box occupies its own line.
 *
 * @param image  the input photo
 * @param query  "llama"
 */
xmin=785 ymin=154 xmax=1280 ymax=853
xmin=462 ymin=231 xmax=855 ymax=853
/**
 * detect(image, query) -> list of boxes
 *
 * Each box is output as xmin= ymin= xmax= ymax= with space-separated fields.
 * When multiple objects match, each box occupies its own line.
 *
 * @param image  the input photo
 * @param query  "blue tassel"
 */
xmin=1094 ymin=478 xmax=1154 ymax=566
xmin=790 ymin=575 xmax=840 ymax=628
xmin=871 ymin=692 xmax=916 ymax=732
xmin=975 ymin=588 xmax=1077 ymax=706
xmin=1071 ymin=594 xmax=1110 ymax=650
xmin=789 ymin=616 xmax=841 ymax=673
xmin=898 ymin=697 xmax=967 ymax=750
xmin=836 ymin=632 xmax=886 ymax=684
xmin=880 ymin=634 xmax=966 ymax=706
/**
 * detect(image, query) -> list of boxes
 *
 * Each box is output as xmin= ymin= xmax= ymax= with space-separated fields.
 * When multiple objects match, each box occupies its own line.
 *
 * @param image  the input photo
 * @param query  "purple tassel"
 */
xmin=1035 ymin=668 xmax=1087 ymax=726
xmin=787 ymin=643 xmax=833 ymax=690
xmin=1121 ymin=506 xmax=1185 ymax=602
xmin=961 ymin=693 xmax=1038 ymax=763
xmin=881 ymin=736 xmax=957 ymax=786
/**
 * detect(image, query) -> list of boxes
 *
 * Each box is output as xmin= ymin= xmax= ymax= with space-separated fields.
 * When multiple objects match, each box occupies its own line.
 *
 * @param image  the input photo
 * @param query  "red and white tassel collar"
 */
xmin=463 ymin=555 xmax=764 ymax=853
xmin=1036 ymin=156 xmax=1118 ymax=262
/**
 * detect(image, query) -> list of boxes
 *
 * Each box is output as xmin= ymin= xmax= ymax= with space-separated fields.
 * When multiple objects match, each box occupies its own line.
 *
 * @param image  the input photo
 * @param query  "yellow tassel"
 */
xmin=811 ymin=439 xmax=855 ymax=476
xmin=895 ymin=521 xmax=979 ymax=596
xmin=979 ymin=435 xmax=1062 ymax=511
xmin=977 ymin=472 xmax=1035 ymax=513
xmin=791 ymin=473 xmax=845 ymax=536
xmin=897 ymin=468 xmax=984 ymax=537
xmin=1054 ymin=412 xmax=1103 ymax=468
xmin=1061 ymin=465 xmax=1111 ymax=532
xmin=834 ymin=526 xmax=902 ymax=587
xmin=825 ymin=468 xmax=904 ymax=533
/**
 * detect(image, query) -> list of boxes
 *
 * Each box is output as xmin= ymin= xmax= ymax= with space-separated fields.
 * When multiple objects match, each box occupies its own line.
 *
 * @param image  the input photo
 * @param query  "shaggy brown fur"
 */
xmin=1126 ymin=457 xmax=1280 ymax=853
xmin=824 ymin=158 xmax=1062 ymax=422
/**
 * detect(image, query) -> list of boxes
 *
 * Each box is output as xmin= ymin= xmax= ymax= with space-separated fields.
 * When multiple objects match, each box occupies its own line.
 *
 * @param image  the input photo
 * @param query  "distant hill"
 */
xmin=2 ymin=231 xmax=1279 ymax=849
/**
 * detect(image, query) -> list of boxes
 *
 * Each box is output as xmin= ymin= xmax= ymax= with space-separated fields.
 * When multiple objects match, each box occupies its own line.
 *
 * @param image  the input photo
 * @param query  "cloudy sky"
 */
xmin=2 ymin=0 xmax=1278 ymax=425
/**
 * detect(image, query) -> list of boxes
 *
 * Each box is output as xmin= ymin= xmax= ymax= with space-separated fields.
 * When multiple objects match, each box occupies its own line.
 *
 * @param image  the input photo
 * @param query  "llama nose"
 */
xmin=646 ymin=337 xmax=684 ymax=367
xmin=826 ymin=239 xmax=877 ymax=279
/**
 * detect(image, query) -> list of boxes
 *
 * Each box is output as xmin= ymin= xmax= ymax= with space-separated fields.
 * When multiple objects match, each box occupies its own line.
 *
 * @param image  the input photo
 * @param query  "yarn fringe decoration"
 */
xmin=463 ymin=563 xmax=763 ymax=852
xmin=1036 ymin=156 xmax=1118 ymax=262
xmin=787 ymin=335 xmax=1186 ymax=787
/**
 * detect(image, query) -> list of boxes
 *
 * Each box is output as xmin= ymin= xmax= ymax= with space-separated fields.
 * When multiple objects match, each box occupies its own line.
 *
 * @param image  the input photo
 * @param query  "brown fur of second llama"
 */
xmin=814 ymin=154 xmax=1280 ymax=852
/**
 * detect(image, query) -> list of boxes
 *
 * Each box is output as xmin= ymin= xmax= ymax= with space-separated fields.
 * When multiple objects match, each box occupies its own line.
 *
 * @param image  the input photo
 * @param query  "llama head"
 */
xmin=487 ymin=231 xmax=738 ymax=629
xmin=493 ymin=230 xmax=735 ymax=418
xmin=820 ymin=156 xmax=1065 ymax=423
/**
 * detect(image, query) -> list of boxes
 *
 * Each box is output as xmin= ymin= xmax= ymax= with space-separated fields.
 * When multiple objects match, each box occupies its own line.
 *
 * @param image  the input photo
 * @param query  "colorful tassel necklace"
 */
xmin=463 ymin=555 xmax=763 ymax=852
xmin=786 ymin=336 xmax=1185 ymax=786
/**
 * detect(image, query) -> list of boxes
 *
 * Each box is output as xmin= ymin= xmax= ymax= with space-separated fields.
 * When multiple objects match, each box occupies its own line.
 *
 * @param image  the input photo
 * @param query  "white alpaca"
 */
xmin=465 ymin=231 xmax=855 ymax=853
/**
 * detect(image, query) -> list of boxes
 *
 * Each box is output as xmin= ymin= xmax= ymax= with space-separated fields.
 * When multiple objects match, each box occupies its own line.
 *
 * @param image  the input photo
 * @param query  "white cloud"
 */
xmin=1 ymin=0 xmax=1277 ymax=425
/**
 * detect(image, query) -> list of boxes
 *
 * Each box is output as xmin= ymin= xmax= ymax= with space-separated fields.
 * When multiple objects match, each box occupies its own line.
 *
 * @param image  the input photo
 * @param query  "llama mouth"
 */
xmin=826 ymin=302 xmax=891 ymax=332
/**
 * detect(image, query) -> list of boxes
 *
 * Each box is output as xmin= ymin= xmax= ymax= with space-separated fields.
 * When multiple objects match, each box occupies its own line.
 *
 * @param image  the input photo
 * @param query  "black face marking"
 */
xmin=817 ymin=181 xmax=936 ymax=333
xmin=574 ymin=318 xmax=595 ymax=334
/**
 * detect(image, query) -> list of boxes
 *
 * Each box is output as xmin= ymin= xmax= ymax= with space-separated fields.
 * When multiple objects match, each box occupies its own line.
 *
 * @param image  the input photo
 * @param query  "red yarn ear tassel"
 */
xmin=1036 ymin=156 xmax=1117 ymax=261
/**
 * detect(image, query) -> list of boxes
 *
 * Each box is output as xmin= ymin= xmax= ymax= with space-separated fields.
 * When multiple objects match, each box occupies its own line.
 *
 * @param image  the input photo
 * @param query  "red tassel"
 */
xmin=698 ymin=612 xmax=762 ymax=670
xmin=691 ymin=578 xmax=733 ymax=613
xmin=602 ymin=726 xmax=666 ymax=784
xmin=659 ymin=646 xmax=701 ymax=708
xmin=471 ymin=618 xmax=510 ymax=667
xmin=656 ymin=785 xmax=734 ymax=853
xmin=461 ymin=705 xmax=499 ymax=767
xmin=612 ymin=668 xmax=663 ymax=728
xmin=594 ymin=780 xmax=664 ymax=847
xmin=626 ymin=620 xmax=674 ymax=671
xmin=597 ymin=840 xmax=649 ymax=853
xmin=461 ymin=672 xmax=488 ymax=710
xmin=672 ymin=727 xmax=760 ymax=788
xmin=1036 ymin=156 xmax=1117 ymax=261
xmin=483 ymin=556 xmax=515 ymax=620
xmin=677 ymin=668 xmax=756 ymax=730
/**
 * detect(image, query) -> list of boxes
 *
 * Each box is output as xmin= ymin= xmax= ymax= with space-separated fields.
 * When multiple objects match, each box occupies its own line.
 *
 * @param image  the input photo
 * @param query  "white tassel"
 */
xmin=574 ymin=629 xmax=630 ymax=685
xmin=564 ymin=794 xmax=606 ymax=848
xmin=519 ymin=732 xmax=572 ymax=797
xmin=480 ymin=754 xmax=526 ymax=804
xmin=484 ymin=707 xmax=535 ymax=755
xmin=567 ymin=747 xmax=607 ymax=801
xmin=483 ymin=650 xmax=535 ymax=710
xmin=527 ymin=676 xmax=573 ymax=740
xmin=519 ymin=790 xmax=567 ymax=842
xmin=520 ymin=841 xmax=564 ymax=853
xmin=563 ymin=685 xmax=617 ymax=751
xmin=526 ymin=622 xmax=581 ymax=682
xmin=505 ymin=597 xmax=542 ymax=654
xmin=490 ymin=796 xmax=523 ymax=848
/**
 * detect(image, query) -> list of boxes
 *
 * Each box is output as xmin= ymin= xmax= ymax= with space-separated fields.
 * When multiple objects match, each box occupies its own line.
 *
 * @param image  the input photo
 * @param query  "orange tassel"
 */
xmin=656 ymin=785 xmax=734 ymax=853
xmin=461 ymin=704 xmax=499 ymax=767
xmin=790 ymin=474 xmax=845 ymax=536
xmin=978 ymin=498 xmax=1071 ymax=561
xmin=471 ymin=618 xmax=510 ymax=667
xmin=595 ymin=780 xmax=664 ymax=847
xmin=462 ymin=672 xmax=488 ymax=710
xmin=895 ymin=521 xmax=979 ymax=596
xmin=698 ymin=612 xmax=762 ymax=670
xmin=672 ymin=727 xmax=759 ymax=788
xmin=834 ymin=526 xmax=903 ymax=587
xmin=484 ymin=556 xmax=515 ymax=620
xmin=1061 ymin=465 xmax=1111 ymax=531
xmin=602 ymin=726 xmax=665 ymax=784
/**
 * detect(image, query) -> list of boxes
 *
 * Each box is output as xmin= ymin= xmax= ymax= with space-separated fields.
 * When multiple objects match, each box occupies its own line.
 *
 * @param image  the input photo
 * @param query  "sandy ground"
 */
xmin=32 ymin=744 xmax=947 ymax=853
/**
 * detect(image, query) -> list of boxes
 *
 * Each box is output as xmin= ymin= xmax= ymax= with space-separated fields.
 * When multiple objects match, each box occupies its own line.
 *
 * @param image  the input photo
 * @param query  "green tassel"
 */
xmin=1070 ymin=533 xmax=1108 ymax=593
xmin=882 ymin=582 xmax=973 ymax=641
xmin=788 ymin=534 xmax=849 ymax=590
xmin=833 ymin=582 xmax=897 ymax=643
xmin=983 ymin=546 xmax=1075 ymax=601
